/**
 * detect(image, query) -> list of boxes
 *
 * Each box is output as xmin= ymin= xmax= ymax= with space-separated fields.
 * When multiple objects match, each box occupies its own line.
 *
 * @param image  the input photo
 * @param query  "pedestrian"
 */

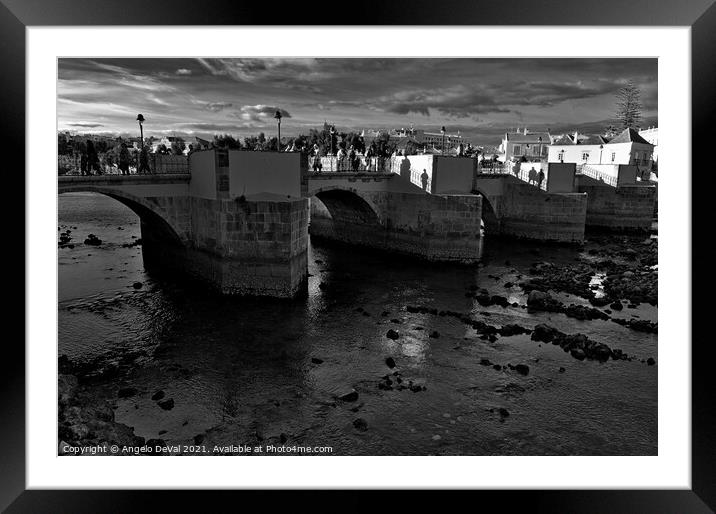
xmin=312 ymin=144 xmax=322 ymax=173
xmin=365 ymin=145 xmax=374 ymax=171
xmin=349 ymin=146 xmax=358 ymax=172
xmin=538 ymin=169 xmax=545 ymax=189
xmin=86 ymin=140 xmax=100 ymax=175
xmin=336 ymin=146 xmax=346 ymax=171
xmin=457 ymin=142 xmax=464 ymax=157
xmin=138 ymin=145 xmax=151 ymax=174
xmin=80 ymin=149 xmax=88 ymax=176
xmin=119 ymin=143 xmax=130 ymax=175
xmin=421 ymin=169 xmax=429 ymax=191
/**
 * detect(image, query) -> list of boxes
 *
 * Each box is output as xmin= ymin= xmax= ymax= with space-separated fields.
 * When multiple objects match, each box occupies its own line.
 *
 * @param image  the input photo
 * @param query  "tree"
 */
xmin=614 ymin=81 xmax=643 ymax=130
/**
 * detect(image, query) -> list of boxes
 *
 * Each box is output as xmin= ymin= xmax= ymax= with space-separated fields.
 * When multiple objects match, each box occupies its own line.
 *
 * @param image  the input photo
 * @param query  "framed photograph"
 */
xmin=6 ymin=0 xmax=714 ymax=511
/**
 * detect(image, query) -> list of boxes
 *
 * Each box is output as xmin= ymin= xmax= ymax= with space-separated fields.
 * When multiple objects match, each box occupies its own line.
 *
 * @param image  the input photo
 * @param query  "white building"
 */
xmin=499 ymin=128 xmax=551 ymax=162
xmin=548 ymin=128 xmax=654 ymax=168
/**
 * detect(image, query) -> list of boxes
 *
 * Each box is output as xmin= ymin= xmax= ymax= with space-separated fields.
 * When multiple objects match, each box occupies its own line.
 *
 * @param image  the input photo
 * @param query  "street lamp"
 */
xmin=329 ymin=125 xmax=336 ymax=156
xmin=599 ymin=143 xmax=604 ymax=164
xmin=136 ymin=114 xmax=145 ymax=146
xmin=440 ymin=126 xmax=446 ymax=155
xmin=274 ymin=110 xmax=282 ymax=151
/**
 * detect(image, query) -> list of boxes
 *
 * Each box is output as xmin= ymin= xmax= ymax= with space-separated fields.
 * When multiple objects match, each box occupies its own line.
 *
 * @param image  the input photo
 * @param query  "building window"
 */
xmin=611 ymin=152 xmax=616 ymax=162
xmin=513 ymin=145 xmax=521 ymax=156
xmin=581 ymin=152 xmax=589 ymax=161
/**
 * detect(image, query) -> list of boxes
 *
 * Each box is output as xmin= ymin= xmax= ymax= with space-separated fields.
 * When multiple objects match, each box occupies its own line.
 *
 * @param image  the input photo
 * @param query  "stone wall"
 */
xmin=474 ymin=175 xmax=587 ymax=242
xmin=183 ymin=195 xmax=309 ymax=297
xmin=310 ymin=191 xmax=482 ymax=263
xmin=576 ymin=177 xmax=656 ymax=232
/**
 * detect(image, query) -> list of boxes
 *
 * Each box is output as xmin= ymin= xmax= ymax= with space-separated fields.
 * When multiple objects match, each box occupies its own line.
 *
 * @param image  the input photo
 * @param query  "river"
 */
xmin=58 ymin=192 xmax=657 ymax=455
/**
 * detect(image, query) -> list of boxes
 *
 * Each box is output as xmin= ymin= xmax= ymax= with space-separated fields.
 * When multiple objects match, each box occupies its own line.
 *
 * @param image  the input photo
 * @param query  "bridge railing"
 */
xmin=477 ymin=161 xmax=547 ymax=190
xmin=576 ymin=164 xmax=618 ymax=187
xmin=58 ymin=152 xmax=189 ymax=176
xmin=313 ymin=155 xmax=396 ymax=173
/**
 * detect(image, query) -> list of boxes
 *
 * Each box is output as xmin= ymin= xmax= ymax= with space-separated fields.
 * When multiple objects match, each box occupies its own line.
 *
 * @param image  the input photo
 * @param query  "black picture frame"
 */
xmin=4 ymin=1 xmax=714 ymax=511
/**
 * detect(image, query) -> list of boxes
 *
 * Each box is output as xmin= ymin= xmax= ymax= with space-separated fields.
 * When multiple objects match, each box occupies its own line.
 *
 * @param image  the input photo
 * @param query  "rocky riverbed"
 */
xmin=58 ymin=192 xmax=658 ymax=456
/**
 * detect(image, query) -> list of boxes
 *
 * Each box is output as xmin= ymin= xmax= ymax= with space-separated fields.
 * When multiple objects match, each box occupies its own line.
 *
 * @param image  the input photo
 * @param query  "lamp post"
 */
xmin=599 ymin=144 xmax=604 ymax=164
xmin=329 ymin=125 xmax=336 ymax=156
xmin=274 ymin=110 xmax=282 ymax=151
xmin=136 ymin=114 xmax=145 ymax=147
xmin=440 ymin=126 xmax=446 ymax=155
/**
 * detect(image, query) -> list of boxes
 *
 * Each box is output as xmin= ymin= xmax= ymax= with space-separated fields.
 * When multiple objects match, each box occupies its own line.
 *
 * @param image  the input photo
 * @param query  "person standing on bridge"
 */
xmin=421 ymin=169 xmax=429 ymax=191
xmin=118 ymin=143 xmax=130 ymax=175
xmin=138 ymin=145 xmax=151 ymax=174
xmin=312 ymin=144 xmax=322 ymax=173
xmin=86 ymin=140 xmax=100 ymax=175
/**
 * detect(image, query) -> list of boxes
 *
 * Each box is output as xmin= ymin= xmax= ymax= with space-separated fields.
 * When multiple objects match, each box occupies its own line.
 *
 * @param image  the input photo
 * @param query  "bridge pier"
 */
xmin=575 ymin=175 xmax=657 ymax=232
xmin=309 ymin=191 xmax=482 ymax=263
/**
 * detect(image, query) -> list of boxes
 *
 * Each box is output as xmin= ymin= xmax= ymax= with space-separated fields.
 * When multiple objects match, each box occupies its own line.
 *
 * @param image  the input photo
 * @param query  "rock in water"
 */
xmin=132 ymin=282 xmax=143 ymax=289
xmin=311 ymin=357 xmax=324 ymax=365
xmin=151 ymin=390 xmax=165 ymax=401
xmin=339 ymin=390 xmax=359 ymax=402
xmin=385 ymin=357 xmax=396 ymax=369
xmin=514 ymin=364 xmax=530 ymax=376
xmin=429 ymin=330 xmax=440 ymax=338
xmin=386 ymin=329 xmax=400 ymax=340
xmin=157 ymin=398 xmax=174 ymax=410
xmin=353 ymin=418 xmax=368 ymax=432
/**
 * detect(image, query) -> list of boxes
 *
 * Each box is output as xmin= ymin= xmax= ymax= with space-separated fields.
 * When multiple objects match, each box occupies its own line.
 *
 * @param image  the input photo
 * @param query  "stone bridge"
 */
xmin=58 ymin=150 xmax=655 ymax=298
xmin=58 ymin=150 xmax=482 ymax=298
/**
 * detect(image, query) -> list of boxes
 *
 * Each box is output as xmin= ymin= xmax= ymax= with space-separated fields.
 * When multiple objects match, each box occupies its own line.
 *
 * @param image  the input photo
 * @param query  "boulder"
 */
xmin=385 ymin=357 xmax=396 ymax=369
xmin=386 ymin=329 xmax=400 ymax=340
xmin=353 ymin=418 xmax=369 ymax=432
xmin=339 ymin=390 xmax=359 ymax=402
xmin=157 ymin=398 xmax=175 ymax=410
xmin=514 ymin=364 xmax=530 ymax=376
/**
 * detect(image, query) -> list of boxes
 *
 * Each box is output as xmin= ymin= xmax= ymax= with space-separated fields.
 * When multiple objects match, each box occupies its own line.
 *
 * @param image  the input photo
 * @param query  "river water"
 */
xmin=58 ymin=192 xmax=657 ymax=455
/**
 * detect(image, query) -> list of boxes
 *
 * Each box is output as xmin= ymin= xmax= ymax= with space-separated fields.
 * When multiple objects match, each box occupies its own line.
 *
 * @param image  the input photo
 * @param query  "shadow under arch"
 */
xmin=473 ymin=190 xmax=500 ymax=235
xmin=311 ymin=188 xmax=381 ymax=226
xmin=58 ymin=188 xmax=187 ymax=277
xmin=58 ymin=187 xmax=184 ymax=247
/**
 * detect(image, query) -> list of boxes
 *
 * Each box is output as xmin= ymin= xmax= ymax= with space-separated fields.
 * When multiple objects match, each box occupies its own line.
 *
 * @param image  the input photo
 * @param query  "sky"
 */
xmin=57 ymin=58 xmax=657 ymax=146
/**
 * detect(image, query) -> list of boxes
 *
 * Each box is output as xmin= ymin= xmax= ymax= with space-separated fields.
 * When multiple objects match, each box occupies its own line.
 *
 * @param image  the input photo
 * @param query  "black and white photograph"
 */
xmin=55 ymin=56 xmax=660 ymax=458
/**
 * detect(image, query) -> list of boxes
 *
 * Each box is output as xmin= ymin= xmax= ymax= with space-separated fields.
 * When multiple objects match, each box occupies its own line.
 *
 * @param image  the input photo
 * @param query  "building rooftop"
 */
xmin=505 ymin=131 xmax=551 ymax=143
xmin=607 ymin=127 xmax=652 ymax=145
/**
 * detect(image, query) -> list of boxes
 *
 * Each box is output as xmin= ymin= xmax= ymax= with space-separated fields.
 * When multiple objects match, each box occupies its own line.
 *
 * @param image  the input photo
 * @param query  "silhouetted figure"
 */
xmin=528 ymin=167 xmax=537 ymax=185
xmin=512 ymin=160 xmax=520 ymax=177
xmin=138 ymin=146 xmax=151 ymax=174
xmin=86 ymin=140 xmax=100 ymax=175
xmin=399 ymin=154 xmax=411 ymax=181
xmin=118 ymin=143 xmax=130 ymax=175
xmin=538 ymin=169 xmax=545 ymax=189
xmin=421 ymin=169 xmax=429 ymax=191
xmin=349 ymin=146 xmax=358 ymax=172
xmin=312 ymin=144 xmax=322 ymax=173
xmin=80 ymin=150 xmax=88 ymax=176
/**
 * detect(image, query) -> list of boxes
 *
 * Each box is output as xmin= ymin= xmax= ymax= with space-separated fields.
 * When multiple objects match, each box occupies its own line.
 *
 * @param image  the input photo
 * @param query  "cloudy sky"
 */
xmin=58 ymin=58 xmax=657 ymax=146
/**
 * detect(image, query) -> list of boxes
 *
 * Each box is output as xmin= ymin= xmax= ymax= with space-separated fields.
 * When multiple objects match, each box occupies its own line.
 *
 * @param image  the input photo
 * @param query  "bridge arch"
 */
xmin=58 ymin=186 xmax=186 ymax=248
xmin=309 ymin=186 xmax=382 ymax=226
xmin=473 ymin=189 xmax=500 ymax=235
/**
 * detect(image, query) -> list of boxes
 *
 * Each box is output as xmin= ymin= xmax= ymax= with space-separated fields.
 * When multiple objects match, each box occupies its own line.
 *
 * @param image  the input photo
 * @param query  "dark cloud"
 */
xmin=58 ymin=58 xmax=657 ymax=146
